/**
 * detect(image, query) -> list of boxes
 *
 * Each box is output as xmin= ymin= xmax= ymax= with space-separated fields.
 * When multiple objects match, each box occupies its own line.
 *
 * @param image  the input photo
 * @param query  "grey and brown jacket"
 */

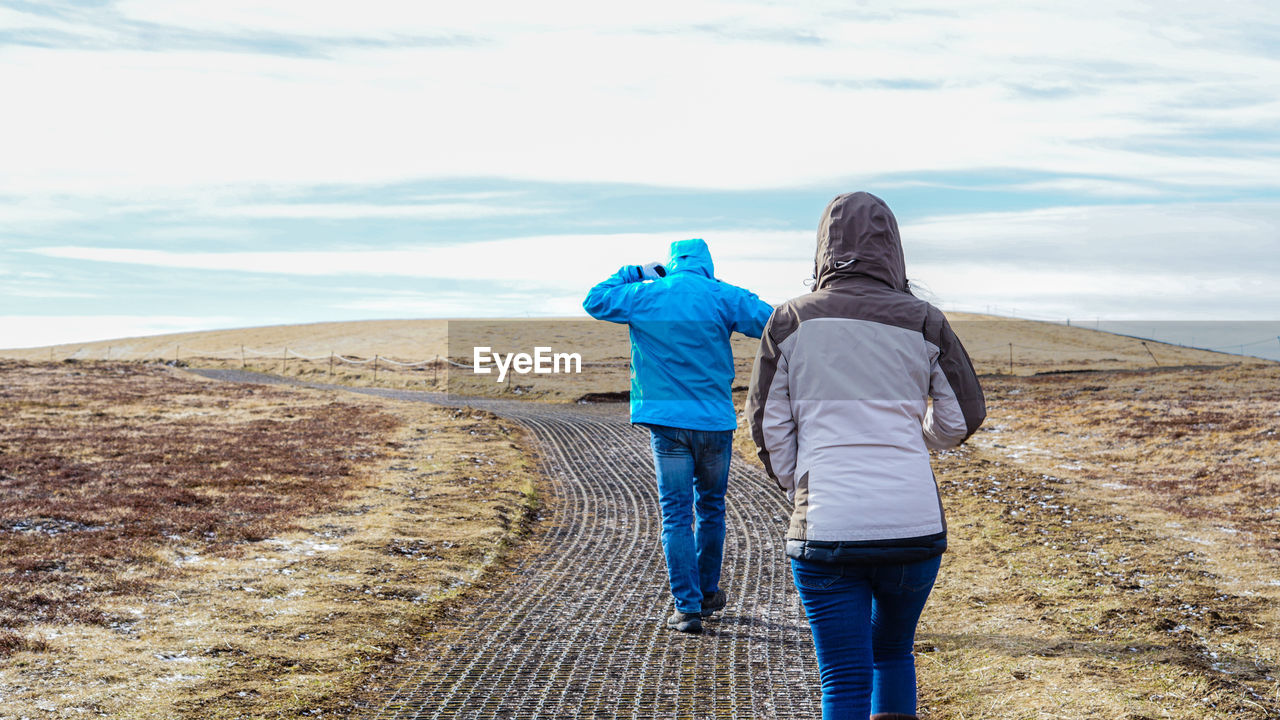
xmin=746 ymin=192 xmax=986 ymax=565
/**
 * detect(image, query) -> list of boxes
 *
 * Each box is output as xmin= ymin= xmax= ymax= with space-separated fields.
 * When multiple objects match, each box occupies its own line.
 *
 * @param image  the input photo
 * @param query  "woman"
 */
xmin=746 ymin=192 xmax=986 ymax=719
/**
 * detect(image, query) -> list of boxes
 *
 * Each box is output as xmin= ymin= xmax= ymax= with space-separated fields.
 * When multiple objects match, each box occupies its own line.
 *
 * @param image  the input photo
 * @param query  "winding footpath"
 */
xmin=192 ymin=370 xmax=821 ymax=719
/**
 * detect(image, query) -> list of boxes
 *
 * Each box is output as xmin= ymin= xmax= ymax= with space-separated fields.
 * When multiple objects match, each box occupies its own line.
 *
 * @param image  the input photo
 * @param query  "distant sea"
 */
xmin=1091 ymin=321 xmax=1280 ymax=363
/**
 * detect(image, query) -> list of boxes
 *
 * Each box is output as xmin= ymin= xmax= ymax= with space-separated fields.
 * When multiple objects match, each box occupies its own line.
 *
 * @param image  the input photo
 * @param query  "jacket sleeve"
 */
xmin=922 ymin=315 xmax=986 ymax=449
xmin=729 ymin=289 xmax=774 ymax=339
xmin=582 ymin=267 xmax=642 ymax=323
xmin=746 ymin=315 xmax=797 ymax=496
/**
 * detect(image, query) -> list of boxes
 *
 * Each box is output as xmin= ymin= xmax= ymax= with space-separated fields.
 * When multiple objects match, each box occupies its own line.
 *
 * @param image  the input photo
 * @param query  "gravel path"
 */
xmin=191 ymin=370 xmax=820 ymax=719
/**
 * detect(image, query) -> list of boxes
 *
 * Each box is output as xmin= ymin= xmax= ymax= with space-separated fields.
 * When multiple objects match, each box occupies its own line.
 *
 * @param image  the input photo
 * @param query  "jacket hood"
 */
xmin=814 ymin=192 xmax=907 ymax=292
xmin=667 ymin=238 xmax=715 ymax=278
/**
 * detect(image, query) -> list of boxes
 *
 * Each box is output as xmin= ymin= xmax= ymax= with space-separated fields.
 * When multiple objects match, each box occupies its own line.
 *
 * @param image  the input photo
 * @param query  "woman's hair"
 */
xmin=906 ymin=278 xmax=939 ymax=303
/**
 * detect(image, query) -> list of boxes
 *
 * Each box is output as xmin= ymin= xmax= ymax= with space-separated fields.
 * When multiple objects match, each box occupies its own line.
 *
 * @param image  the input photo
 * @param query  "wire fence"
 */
xmin=52 ymin=343 xmax=632 ymax=372
xmin=47 ymin=332 xmax=1280 ymax=377
xmin=965 ymin=336 xmax=1280 ymax=356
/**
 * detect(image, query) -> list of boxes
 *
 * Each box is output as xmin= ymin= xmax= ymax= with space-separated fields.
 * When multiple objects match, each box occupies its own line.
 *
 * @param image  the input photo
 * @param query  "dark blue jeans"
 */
xmin=791 ymin=555 xmax=941 ymax=719
xmin=644 ymin=424 xmax=733 ymax=614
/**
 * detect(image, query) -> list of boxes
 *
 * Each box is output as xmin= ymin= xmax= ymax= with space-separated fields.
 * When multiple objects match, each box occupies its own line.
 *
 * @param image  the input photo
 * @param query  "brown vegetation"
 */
xmin=980 ymin=364 xmax=1280 ymax=541
xmin=0 ymin=360 xmax=396 ymax=636
xmin=2 ymin=317 xmax=1275 ymax=718
xmin=1 ymin=314 xmax=1258 ymax=401
xmin=738 ymin=363 xmax=1280 ymax=718
xmin=0 ymin=360 xmax=539 ymax=719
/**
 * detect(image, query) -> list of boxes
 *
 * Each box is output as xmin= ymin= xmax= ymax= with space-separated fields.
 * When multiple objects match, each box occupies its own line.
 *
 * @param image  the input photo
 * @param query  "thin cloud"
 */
xmin=24 ymin=230 xmax=801 ymax=282
xmin=2 ymin=1 xmax=1278 ymax=347
xmin=901 ymin=201 xmax=1280 ymax=276
xmin=913 ymin=264 xmax=1280 ymax=321
xmin=210 ymin=202 xmax=554 ymax=221
xmin=818 ymin=77 xmax=948 ymax=91
xmin=997 ymin=178 xmax=1169 ymax=197
xmin=0 ymin=2 xmax=480 ymax=56
xmin=337 ymin=291 xmax=586 ymax=318
xmin=686 ymin=22 xmax=826 ymax=46
xmin=2 ymin=2 xmax=1278 ymax=194
xmin=20 ymin=229 xmax=813 ymax=315
xmin=3 ymin=288 xmax=96 ymax=299
xmin=23 ymin=198 xmax=1280 ymax=321
xmin=0 ymin=314 xmax=241 ymax=349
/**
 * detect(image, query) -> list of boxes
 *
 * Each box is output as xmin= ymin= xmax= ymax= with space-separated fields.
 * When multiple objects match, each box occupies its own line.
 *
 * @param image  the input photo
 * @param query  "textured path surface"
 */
xmin=192 ymin=371 xmax=821 ymax=719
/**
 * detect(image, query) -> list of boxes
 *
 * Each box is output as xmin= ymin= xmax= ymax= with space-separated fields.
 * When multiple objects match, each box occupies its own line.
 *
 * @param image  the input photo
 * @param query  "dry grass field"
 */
xmin=2 ymin=316 xmax=1276 ymax=718
xmin=1 ymin=319 xmax=453 ymax=366
xmin=0 ymin=360 xmax=539 ymax=719
xmin=923 ymin=365 xmax=1280 ymax=719
xmin=1 ymin=313 xmax=1257 ymax=400
xmin=730 ymin=363 xmax=1280 ymax=719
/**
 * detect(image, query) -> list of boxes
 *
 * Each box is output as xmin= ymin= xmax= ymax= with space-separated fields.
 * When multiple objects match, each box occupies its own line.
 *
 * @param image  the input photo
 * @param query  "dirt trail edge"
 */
xmin=190 ymin=369 xmax=821 ymax=719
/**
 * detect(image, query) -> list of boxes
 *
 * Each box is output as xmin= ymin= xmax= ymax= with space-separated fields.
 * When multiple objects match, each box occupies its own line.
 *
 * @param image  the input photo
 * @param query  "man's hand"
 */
xmin=641 ymin=262 xmax=667 ymax=280
xmin=621 ymin=262 xmax=667 ymax=283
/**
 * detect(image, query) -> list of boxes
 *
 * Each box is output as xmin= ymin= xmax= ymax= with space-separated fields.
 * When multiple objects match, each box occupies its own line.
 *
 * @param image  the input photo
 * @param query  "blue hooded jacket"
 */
xmin=583 ymin=239 xmax=774 ymax=431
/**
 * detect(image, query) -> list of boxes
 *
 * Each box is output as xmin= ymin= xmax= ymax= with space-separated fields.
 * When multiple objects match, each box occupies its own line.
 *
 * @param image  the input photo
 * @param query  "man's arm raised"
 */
xmin=583 ymin=266 xmax=646 ymax=323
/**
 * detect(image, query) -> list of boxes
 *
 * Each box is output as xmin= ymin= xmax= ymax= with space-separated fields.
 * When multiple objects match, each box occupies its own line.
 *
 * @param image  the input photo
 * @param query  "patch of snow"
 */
xmin=269 ymin=538 xmax=342 ymax=556
xmin=153 ymin=674 xmax=203 ymax=685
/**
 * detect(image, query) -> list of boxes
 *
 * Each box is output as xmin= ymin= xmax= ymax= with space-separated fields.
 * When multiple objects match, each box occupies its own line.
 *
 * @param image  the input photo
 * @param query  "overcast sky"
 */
xmin=2 ymin=0 xmax=1279 ymax=349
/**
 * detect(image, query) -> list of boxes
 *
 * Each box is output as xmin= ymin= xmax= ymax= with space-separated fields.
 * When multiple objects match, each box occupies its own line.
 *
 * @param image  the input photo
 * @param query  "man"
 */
xmin=583 ymin=238 xmax=773 ymax=634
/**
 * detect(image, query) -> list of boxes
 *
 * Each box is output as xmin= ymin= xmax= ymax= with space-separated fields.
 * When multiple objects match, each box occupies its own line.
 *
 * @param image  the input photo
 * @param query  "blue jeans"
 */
xmin=645 ymin=424 xmax=733 ymax=614
xmin=791 ymin=555 xmax=941 ymax=719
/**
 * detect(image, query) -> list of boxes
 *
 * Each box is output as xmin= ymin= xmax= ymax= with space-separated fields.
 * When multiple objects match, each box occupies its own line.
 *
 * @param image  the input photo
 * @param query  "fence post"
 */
xmin=1008 ymin=343 xmax=1013 ymax=374
xmin=281 ymin=347 xmax=287 ymax=375
xmin=176 ymin=345 xmax=180 ymax=364
xmin=1141 ymin=341 xmax=1160 ymax=366
xmin=373 ymin=355 xmax=379 ymax=383
xmin=329 ymin=352 xmax=334 ymax=380
xmin=433 ymin=355 xmax=439 ymax=386
xmin=241 ymin=345 xmax=246 ymax=369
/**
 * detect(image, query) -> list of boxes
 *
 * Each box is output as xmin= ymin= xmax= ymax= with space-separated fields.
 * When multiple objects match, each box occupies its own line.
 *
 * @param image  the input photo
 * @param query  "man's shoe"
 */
xmin=666 ymin=610 xmax=703 ymax=633
xmin=700 ymin=590 xmax=727 ymax=618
